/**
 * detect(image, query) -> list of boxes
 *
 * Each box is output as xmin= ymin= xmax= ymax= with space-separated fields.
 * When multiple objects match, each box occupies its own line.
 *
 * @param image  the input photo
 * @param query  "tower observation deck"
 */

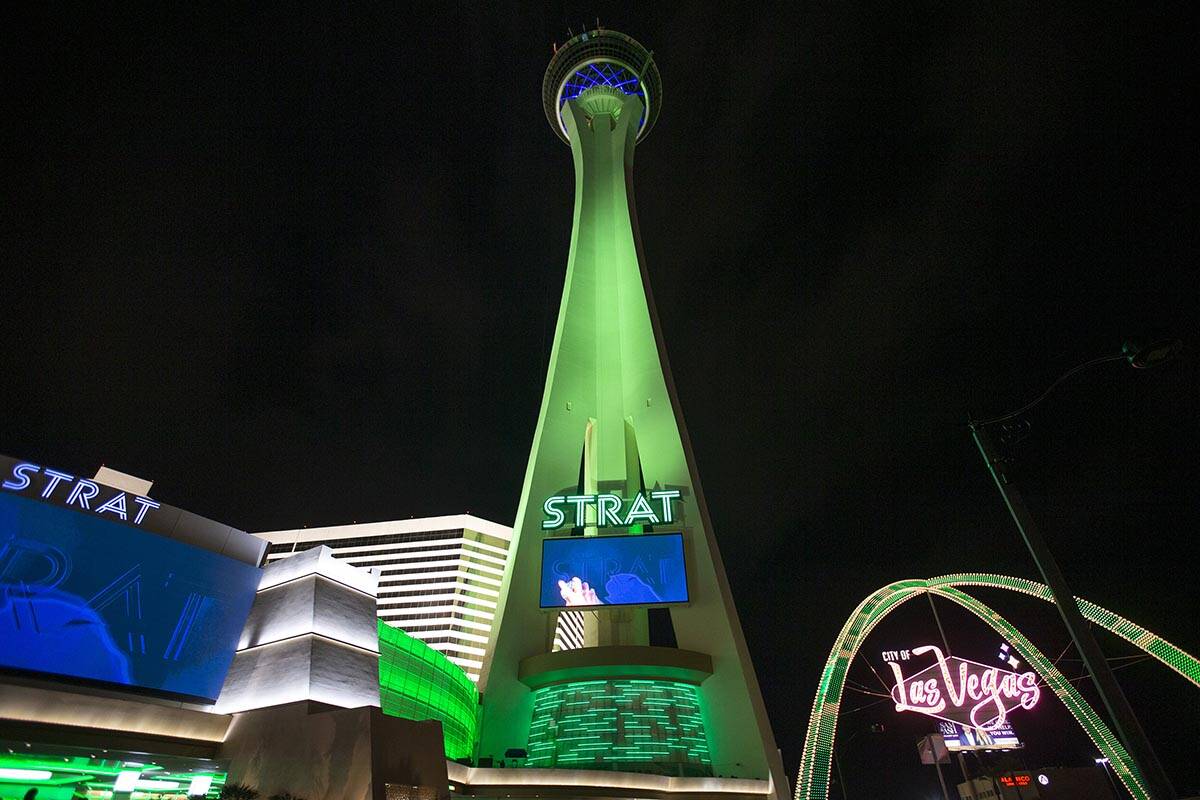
xmin=477 ymin=29 xmax=788 ymax=800
xmin=542 ymin=29 xmax=662 ymax=143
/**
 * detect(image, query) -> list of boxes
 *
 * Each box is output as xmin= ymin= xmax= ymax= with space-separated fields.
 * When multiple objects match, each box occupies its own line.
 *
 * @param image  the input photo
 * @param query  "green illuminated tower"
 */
xmin=479 ymin=29 xmax=787 ymax=797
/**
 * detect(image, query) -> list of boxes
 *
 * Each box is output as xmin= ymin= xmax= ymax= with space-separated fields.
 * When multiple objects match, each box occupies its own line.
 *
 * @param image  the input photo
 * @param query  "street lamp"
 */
xmin=969 ymin=338 xmax=1181 ymax=800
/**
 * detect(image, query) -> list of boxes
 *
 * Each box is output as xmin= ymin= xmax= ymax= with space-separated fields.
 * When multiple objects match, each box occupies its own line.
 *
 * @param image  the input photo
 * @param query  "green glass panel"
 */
xmin=376 ymin=620 xmax=480 ymax=759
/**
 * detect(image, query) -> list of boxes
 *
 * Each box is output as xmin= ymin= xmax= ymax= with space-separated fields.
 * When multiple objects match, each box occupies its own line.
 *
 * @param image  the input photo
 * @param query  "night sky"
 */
xmin=6 ymin=4 xmax=1198 ymax=797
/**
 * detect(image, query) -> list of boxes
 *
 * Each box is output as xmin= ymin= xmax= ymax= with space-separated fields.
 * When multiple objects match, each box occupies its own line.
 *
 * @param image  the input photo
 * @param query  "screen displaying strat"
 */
xmin=540 ymin=532 xmax=688 ymax=608
xmin=0 ymin=491 xmax=260 ymax=701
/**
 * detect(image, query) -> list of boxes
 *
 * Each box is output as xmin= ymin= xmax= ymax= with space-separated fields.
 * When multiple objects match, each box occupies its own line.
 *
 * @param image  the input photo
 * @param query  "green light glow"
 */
xmin=377 ymin=620 xmax=479 ymax=759
xmin=794 ymin=573 xmax=1200 ymax=800
xmin=480 ymin=38 xmax=789 ymax=790
xmin=0 ymin=755 xmax=225 ymax=798
xmin=525 ymin=679 xmax=711 ymax=776
xmin=928 ymin=573 xmax=1200 ymax=687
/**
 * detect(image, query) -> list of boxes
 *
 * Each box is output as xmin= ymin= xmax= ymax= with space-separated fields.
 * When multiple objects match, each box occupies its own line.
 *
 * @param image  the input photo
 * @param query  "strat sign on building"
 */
xmin=541 ymin=490 xmax=682 ymax=529
xmin=884 ymin=645 xmax=1041 ymax=730
xmin=3 ymin=461 xmax=161 ymax=524
xmin=0 ymin=453 xmax=262 ymax=702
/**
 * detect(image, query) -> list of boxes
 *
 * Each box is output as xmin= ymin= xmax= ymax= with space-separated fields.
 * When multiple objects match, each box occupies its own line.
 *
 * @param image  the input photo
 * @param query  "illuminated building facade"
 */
xmin=255 ymin=515 xmax=511 ymax=683
xmin=2 ymin=25 xmax=792 ymax=800
xmin=378 ymin=620 xmax=480 ymax=759
xmin=472 ymin=27 xmax=788 ymax=800
xmin=0 ymin=455 xmax=455 ymax=800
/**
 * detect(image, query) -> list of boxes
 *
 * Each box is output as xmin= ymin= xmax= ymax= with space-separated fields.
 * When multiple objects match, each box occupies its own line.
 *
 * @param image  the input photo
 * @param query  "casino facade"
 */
xmin=1 ymin=28 xmax=786 ymax=800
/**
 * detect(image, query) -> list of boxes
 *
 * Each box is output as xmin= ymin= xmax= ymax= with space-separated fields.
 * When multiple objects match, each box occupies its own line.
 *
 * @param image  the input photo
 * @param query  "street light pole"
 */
xmin=969 ymin=339 xmax=1181 ymax=799
xmin=971 ymin=424 xmax=1174 ymax=798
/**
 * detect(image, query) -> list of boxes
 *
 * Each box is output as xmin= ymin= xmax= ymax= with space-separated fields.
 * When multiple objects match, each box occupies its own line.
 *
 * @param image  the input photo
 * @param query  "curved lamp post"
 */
xmin=969 ymin=338 xmax=1181 ymax=799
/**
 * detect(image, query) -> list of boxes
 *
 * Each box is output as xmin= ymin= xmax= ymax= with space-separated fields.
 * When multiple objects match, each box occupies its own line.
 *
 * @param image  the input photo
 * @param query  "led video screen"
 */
xmin=540 ymin=532 xmax=688 ymax=608
xmin=0 ymin=491 xmax=260 ymax=701
xmin=937 ymin=721 xmax=1023 ymax=751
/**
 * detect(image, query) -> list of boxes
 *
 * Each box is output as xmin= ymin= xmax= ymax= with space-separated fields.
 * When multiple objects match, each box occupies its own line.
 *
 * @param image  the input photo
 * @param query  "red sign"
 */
xmin=885 ymin=645 xmax=1040 ymax=730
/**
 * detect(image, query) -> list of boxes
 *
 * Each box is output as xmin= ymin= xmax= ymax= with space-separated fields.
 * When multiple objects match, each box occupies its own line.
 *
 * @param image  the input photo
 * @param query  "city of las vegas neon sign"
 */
xmin=884 ymin=645 xmax=1040 ymax=730
xmin=542 ymin=490 xmax=681 ymax=530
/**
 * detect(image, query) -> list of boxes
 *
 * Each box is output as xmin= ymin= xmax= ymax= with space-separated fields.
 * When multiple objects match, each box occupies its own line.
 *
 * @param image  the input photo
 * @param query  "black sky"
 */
xmin=5 ymin=3 xmax=1198 ymax=796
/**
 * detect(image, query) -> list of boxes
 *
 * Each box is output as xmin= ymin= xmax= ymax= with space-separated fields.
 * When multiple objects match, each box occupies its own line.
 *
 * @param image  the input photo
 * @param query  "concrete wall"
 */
xmin=0 ymin=678 xmax=229 ymax=751
xmin=216 ymin=546 xmax=380 ymax=714
xmin=221 ymin=702 xmax=447 ymax=800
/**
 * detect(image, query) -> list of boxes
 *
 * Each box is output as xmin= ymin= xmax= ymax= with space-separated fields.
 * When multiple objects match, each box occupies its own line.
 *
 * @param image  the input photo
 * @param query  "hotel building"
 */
xmin=254 ymin=515 xmax=511 ymax=683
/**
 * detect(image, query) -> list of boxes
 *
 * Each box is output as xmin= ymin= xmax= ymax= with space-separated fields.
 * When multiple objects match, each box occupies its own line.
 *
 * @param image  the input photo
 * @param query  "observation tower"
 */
xmin=475 ymin=29 xmax=788 ymax=800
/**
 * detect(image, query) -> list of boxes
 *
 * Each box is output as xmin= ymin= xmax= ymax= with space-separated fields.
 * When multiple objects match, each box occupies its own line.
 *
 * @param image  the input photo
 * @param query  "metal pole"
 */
xmin=927 ymin=590 xmax=953 ymax=656
xmin=971 ymin=423 xmax=1175 ymax=799
xmin=958 ymin=753 xmax=977 ymax=800
xmin=1100 ymin=759 xmax=1121 ymax=798
xmin=929 ymin=593 xmax=978 ymax=800
xmin=834 ymin=747 xmax=849 ymax=800
xmin=933 ymin=756 xmax=951 ymax=800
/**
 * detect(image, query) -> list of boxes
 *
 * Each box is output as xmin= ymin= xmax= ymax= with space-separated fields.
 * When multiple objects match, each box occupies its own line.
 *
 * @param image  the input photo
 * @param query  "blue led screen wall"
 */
xmin=540 ymin=532 xmax=688 ymax=609
xmin=0 ymin=491 xmax=259 ymax=701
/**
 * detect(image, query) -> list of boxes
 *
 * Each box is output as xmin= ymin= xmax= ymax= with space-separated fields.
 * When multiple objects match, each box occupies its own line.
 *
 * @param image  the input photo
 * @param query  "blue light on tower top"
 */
xmin=560 ymin=62 xmax=644 ymax=106
xmin=541 ymin=29 xmax=662 ymax=144
xmin=559 ymin=62 xmax=647 ymax=132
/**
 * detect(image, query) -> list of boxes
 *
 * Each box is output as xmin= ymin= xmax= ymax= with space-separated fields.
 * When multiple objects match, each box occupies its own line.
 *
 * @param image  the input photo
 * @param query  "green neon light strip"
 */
xmin=377 ymin=620 xmax=480 ymax=759
xmin=0 ymin=756 xmax=225 ymax=798
xmin=526 ymin=679 xmax=711 ymax=775
xmin=930 ymin=587 xmax=1145 ymax=799
xmin=928 ymin=573 xmax=1200 ymax=688
xmin=794 ymin=573 xmax=1199 ymax=800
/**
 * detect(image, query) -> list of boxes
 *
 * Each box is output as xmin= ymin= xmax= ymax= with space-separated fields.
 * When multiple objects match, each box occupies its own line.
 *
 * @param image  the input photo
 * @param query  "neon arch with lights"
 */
xmin=794 ymin=573 xmax=1200 ymax=800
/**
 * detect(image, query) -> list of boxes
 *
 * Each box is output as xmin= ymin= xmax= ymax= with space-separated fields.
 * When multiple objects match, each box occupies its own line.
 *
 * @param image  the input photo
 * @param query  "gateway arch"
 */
xmin=795 ymin=573 xmax=1199 ymax=800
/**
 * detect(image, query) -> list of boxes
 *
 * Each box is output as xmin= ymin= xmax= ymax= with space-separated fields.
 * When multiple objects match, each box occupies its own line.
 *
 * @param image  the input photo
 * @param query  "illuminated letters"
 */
xmin=132 ymin=496 xmax=161 ymax=524
xmin=1 ymin=461 xmax=160 ymax=526
xmin=96 ymin=492 xmax=129 ymax=520
xmin=596 ymin=493 xmax=623 ymax=526
xmin=623 ymin=493 xmax=659 ymax=525
xmin=41 ymin=468 xmax=74 ymax=499
xmin=542 ymin=496 xmax=567 ymax=529
xmin=1 ymin=462 xmax=39 ymax=491
xmin=540 ymin=490 xmax=683 ymax=529
xmin=565 ymin=495 xmax=592 ymax=526
xmin=651 ymin=489 xmax=681 ymax=522
xmin=66 ymin=479 xmax=100 ymax=510
xmin=887 ymin=645 xmax=1040 ymax=731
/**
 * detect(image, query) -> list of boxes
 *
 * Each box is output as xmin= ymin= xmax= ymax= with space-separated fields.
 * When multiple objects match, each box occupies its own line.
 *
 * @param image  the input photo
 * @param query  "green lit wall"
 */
xmin=526 ymin=679 xmax=712 ymax=776
xmin=377 ymin=620 xmax=479 ymax=759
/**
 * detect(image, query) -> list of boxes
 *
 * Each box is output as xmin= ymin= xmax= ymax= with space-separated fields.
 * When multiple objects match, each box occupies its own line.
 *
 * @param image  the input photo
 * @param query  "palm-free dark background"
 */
xmin=5 ymin=4 xmax=1197 ymax=797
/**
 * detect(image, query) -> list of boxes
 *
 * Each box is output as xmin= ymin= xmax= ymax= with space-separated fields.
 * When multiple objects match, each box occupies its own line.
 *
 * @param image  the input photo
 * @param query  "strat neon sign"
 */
xmin=2 ymin=461 xmax=160 ymax=525
xmin=884 ymin=645 xmax=1040 ymax=730
xmin=542 ymin=490 xmax=681 ymax=530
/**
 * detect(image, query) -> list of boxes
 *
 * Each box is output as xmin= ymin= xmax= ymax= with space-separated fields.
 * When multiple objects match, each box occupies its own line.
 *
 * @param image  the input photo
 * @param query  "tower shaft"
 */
xmin=480 ymin=34 xmax=787 ymax=797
